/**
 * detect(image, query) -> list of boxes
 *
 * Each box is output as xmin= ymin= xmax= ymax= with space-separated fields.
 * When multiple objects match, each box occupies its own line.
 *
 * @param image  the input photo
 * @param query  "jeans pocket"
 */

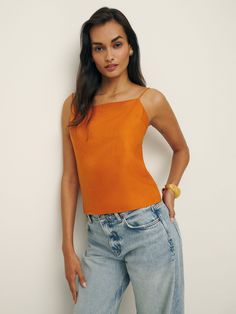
xmin=158 ymin=202 xmax=182 ymax=241
xmin=153 ymin=202 xmax=176 ymax=260
xmin=173 ymin=218 xmax=182 ymax=241
xmin=124 ymin=207 xmax=160 ymax=230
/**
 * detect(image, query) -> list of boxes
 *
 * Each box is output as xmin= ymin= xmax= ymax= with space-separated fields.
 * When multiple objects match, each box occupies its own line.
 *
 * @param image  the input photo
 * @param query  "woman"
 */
xmin=61 ymin=7 xmax=190 ymax=314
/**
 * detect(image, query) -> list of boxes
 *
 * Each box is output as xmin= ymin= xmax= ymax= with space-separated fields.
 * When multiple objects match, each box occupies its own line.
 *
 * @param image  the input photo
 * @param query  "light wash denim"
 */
xmin=73 ymin=200 xmax=184 ymax=314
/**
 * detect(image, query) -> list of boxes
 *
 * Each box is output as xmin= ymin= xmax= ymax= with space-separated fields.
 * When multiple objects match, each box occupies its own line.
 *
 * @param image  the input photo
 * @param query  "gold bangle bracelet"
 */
xmin=162 ymin=183 xmax=181 ymax=198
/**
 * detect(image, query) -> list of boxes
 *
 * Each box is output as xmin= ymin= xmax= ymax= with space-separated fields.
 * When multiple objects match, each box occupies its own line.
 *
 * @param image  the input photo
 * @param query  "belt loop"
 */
xmin=87 ymin=214 xmax=93 ymax=223
xmin=114 ymin=212 xmax=122 ymax=221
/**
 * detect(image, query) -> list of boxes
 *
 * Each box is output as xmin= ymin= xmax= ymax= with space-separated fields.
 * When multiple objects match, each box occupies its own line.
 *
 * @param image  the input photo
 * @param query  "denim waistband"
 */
xmin=86 ymin=200 xmax=164 ymax=223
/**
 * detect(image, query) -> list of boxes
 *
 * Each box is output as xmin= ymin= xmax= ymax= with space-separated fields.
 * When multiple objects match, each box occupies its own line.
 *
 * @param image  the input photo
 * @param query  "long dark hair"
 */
xmin=68 ymin=6 xmax=146 ymax=129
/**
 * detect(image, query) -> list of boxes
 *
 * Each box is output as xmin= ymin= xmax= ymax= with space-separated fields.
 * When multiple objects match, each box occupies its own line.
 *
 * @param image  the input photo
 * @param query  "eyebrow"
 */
xmin=91 ymin=35 xmax=124 ymax=45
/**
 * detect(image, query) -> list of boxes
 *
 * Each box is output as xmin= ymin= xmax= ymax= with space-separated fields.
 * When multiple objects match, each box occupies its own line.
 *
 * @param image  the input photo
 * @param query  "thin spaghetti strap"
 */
xmin=137 ymin=87 xmax=150 ymax=99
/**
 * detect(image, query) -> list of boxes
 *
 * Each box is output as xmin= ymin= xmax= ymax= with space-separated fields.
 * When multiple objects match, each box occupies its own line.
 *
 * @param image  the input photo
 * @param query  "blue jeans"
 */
xmin=73 ymin=200 xmax=184 ymax=314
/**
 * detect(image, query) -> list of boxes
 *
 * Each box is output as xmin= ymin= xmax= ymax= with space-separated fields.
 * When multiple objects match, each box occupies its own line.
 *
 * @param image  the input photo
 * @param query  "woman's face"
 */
xmin=90 ymin=20 xmax=132 ymax=78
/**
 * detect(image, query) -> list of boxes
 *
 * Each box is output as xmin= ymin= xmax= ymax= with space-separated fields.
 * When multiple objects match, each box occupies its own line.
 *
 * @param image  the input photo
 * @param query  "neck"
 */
xmin=98 ymin=72 xmax=133 ymax=96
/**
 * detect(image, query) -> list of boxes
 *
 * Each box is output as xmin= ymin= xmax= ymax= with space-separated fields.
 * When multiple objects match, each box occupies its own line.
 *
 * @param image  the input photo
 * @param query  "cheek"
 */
xmin=93 ymin=54 xmax=102 ymax=65
xmin=117 ymin=48 xmax=129 ymax=62
xmin=92 ymin=56 xmax=105 ymax=71
xmin=119 ymin=51 xmax=131 ymax=69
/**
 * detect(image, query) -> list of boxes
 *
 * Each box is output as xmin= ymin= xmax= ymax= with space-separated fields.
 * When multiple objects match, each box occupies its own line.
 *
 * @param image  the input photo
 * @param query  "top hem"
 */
xmin=83 ymin=196 xmax=162 ymax=215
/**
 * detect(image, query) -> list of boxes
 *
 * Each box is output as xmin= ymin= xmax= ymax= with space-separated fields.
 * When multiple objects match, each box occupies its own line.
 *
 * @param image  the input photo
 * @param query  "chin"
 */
xmin=103 ymin=71 xmax=121 ymax=78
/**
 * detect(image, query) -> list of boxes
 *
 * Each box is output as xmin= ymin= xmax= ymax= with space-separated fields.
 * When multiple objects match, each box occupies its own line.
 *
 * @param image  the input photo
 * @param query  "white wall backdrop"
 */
xmin=1 ymin=1 xmax=235 ymax=313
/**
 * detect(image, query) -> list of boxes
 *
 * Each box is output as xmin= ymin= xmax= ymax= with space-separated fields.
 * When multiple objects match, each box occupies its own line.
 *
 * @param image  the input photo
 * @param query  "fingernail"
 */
xmin=170 ymin=218 xmax=174 ymax=223
xmin=82 ymin=282 xmax=87 ymax=288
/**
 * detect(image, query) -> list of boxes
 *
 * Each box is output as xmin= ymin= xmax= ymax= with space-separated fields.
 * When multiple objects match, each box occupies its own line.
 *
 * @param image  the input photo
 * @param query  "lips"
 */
xmin=105 ymin=64 xmax=118 ymax=69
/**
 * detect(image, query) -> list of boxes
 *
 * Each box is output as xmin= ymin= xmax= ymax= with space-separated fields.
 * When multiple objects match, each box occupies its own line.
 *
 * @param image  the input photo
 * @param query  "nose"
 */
xmin=105 ymin=48 xmax=114 ymax=61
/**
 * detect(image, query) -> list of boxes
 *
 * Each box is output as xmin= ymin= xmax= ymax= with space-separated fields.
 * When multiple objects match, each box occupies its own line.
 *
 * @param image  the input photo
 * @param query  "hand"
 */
xmin=162 ymin=188 xmax=176 ymax=223
xmin=62 ymin=248 xmax=87 ymax=304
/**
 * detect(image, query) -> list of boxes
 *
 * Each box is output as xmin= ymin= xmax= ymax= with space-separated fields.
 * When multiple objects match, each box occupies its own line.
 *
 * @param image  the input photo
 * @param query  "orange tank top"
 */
xmin=68 ymin=87 xmax=162 ymax=214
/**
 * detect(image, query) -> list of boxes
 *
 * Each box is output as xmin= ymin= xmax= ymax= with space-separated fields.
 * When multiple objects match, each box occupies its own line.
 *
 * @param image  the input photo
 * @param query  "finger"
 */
xmin=68 ymin=274 xmax=78 ymax=303
xmin=169 ymin=211 xmax=175 ymax=223
xmin=78 ymin=271 xmax=87 ymax=288
xmin=73 ymin=290 xmax=78 ymax=304
xmin=76 ymin=264 xmax=87 ymax=288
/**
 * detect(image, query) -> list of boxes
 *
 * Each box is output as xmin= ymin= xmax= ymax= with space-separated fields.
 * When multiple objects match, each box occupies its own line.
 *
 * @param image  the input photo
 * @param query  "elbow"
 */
xmin=185 ymin=146 xmax=191 ymax=164
xmin=61 ymin=174 xmax=80 ymax=186
xmin=174 ymin=145 xmax=190 ymax=164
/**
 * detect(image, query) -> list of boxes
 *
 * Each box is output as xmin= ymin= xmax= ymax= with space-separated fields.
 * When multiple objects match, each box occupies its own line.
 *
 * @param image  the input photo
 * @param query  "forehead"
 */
xmin=90 ymin=20 xmax=127 ymax=43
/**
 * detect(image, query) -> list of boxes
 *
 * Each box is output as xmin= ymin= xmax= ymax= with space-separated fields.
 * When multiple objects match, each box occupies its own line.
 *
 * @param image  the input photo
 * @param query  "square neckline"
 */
xmin=93 ymin=98 xmax=137 ymax=107
xmin=93 ymin=87 xmax=150 ymax=108
xmin=92 ymin=97 xmax=150 ymax=126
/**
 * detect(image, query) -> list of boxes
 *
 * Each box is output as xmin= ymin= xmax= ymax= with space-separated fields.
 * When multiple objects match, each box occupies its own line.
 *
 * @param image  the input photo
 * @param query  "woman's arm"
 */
xmin=60 ymin=94 xmax=87 ymax=304
xmin=149 ymin=89 xmax=190 ymax=220
xmin=61 ymin=94 xmax=79 ymax=253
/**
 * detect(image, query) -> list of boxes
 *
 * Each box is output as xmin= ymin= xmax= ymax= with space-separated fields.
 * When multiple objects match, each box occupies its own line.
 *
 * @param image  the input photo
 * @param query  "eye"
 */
xmin=114 ymin=42 xmax=122 ymax=48
xmin=94 ymin=46 xmax=103 ymax=52
xmin=93 ymin=42 xmax=123 ymax=52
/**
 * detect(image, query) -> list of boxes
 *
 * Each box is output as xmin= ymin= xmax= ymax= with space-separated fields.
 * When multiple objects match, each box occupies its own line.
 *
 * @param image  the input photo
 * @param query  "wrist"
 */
xmin=162 ymin=183 xmax=181 ymax=198
xmin=162 ymin=187 xmax=175 ymax=196
xmin=62 ymin=242 xmax=74 ymax=254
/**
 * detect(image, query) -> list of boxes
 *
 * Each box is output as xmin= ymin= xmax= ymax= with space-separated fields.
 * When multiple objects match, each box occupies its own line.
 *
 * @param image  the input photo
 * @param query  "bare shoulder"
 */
xmin=61 ymin=92 xmax=75 ymax=134
xmin=146 ymin=87 xmax=166 ymax=102
xmin=61 ymin=93 xmax=74 ymax=137
xmin=62 ymin=92 xmax=74 ymax=113
xmin=140 ymin=87 xmax=170 ymax=124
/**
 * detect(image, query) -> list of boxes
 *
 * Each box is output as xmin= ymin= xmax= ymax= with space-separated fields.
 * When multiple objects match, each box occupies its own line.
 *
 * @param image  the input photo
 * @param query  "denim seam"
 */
xmin=123 ymin=216 xmax=160 ymax=230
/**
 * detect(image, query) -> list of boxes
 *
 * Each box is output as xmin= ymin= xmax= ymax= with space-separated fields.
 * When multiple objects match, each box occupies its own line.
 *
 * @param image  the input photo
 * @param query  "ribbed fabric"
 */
xmin=68 ymin=87 xmax=162 ymax=214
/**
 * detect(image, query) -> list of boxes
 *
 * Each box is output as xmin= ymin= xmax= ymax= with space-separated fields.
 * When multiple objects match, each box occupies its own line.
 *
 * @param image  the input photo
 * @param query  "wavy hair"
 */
xmin=68 ymin=6 xmax=146 ymax=128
